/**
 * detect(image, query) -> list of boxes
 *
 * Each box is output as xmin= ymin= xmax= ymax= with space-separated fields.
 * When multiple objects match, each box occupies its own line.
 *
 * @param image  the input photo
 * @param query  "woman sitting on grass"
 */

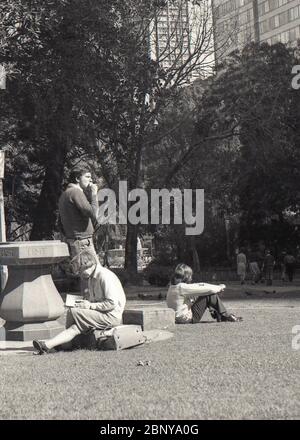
xmin=167 ymin=264 xmax=242 ymax=324
xmin=32 ymin=250 xmax=126 ymax=355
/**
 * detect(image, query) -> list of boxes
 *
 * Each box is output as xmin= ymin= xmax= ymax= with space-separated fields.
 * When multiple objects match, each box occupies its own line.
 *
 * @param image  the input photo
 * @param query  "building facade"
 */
xmin=149 ymin=0 xmax=212 ymax=80
xmin=150 ymin=0 xmax=191 ymax=70
xmin=212 ymin=0 xmax=300 ymax=60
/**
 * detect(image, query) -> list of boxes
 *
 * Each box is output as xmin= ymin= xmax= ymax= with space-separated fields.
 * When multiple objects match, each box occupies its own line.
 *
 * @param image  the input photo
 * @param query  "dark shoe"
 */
xmin=33 ymin=340 xmax=50 ymax=355
xmin=209 ymin=308 xmax=222 ymax=322
xmin=221 ymin=313 xmax=243 ymax=322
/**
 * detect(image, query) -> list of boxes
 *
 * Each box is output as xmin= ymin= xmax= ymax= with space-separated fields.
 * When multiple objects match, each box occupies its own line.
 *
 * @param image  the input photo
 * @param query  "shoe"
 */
xmin=221 ymin=313 xmax=243 ymax=322
xmin=32 ymin=340 xmax=51 ymax=355
xmin=209 ymin=308 xmax=222 ymax=322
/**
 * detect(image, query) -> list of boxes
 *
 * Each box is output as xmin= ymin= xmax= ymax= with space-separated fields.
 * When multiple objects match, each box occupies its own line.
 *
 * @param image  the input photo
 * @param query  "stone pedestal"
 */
xmin=0 ymin=241 xmax=69 ymax=341
xmin=122 ymin=307 xmax=175 ymax=331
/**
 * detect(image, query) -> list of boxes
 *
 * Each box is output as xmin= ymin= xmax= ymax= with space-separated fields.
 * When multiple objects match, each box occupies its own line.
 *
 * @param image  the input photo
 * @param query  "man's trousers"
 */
xmin=191 ymin=293 xmax=227 ymax=323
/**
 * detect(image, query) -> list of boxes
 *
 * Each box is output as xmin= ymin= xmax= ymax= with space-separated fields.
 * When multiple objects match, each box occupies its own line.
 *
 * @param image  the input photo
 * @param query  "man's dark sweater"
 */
xmin=59 ymin=184 xmax=98 ymax=239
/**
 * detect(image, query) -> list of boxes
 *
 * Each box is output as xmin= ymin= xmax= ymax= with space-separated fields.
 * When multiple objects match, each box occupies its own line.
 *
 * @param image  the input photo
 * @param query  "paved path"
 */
xmin=125 ymin=280 xmax=300 ymax=298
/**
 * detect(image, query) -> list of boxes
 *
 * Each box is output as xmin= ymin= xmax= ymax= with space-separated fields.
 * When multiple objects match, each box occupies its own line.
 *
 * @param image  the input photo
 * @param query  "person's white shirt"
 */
xmin=88 ymin=264 xmax=126 ymax=321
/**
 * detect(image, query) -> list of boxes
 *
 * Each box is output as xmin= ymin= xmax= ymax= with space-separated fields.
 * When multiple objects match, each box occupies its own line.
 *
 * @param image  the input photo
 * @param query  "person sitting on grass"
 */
xmin=167 ymin=263 xmax=243 ymax=324
xmin=32 ymin=250 xmax=126 ymax=355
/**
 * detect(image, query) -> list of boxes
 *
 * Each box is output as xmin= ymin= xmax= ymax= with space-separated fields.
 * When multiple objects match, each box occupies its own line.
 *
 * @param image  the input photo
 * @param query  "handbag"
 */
xmin=95 ymin=325 xmax=145 ymax=351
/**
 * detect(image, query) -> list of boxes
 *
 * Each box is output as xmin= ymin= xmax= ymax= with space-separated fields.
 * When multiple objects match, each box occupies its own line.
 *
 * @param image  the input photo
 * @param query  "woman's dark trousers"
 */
xmin=191 ymin=294 xmax=227 ymax=323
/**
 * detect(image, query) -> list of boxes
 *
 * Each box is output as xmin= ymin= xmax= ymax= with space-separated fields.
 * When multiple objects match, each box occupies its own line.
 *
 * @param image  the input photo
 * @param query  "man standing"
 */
xmin=59 ymin=167 xmax=100 ymax=293
xmin=263 ymin=250 xmax=275 ymax=286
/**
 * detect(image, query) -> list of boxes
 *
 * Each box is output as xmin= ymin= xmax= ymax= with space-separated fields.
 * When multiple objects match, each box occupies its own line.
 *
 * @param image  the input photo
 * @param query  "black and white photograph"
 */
xmin=0 ymin=0 xmax=300 ymax=426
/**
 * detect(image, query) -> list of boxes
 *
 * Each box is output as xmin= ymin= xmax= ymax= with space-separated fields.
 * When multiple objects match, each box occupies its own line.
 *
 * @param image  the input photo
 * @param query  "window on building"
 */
xmin=269 ymin=26 xmax=300 ymax=46
xmin=259 ymin=19 xmax=269 ymax=34
xmin=278 ymin=0 xmax=289 ymax=7
xmin=258 ymin=3 xmax=264 ymax=15
xmin=240 ymin=11 xmax=246 ymax=25
xmin=289 ymin=27 xmax=296 ymax=41
xmin=279 ymin=11 xmax=288 ymax=26
xmin=280 ymin=30 xmax=289 ymax=43
xmin=289 ymin=6 xmax=300 ymax=21
xmin=271 ymin=14 xmax=280 ymax=28
xmin=269 ymin=0 xmax=279 ymax=11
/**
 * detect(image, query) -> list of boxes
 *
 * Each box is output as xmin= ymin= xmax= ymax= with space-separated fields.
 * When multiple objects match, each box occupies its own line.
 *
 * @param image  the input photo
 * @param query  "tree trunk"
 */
xmin=190 ymin=235 xmax=200 ymax=273
xmin=30 ymin=97 xmax=72 ymax=241
xmin=30 ymin=140 xmax=68 ymax=240
xmin=124 ymin=145 xmax=143 ymax=275
xmin=125 ymin=223 xmax=138 ymax=275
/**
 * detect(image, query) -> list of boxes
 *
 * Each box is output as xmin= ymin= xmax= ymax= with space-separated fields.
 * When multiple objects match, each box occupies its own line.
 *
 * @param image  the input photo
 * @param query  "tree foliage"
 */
xmin=145 ymin=42 xmax=300 ymax=264
xmin=0 ymin=0 xmax=215 ymax=273
xmin=0 ymin=0 xmax=118 ymax=238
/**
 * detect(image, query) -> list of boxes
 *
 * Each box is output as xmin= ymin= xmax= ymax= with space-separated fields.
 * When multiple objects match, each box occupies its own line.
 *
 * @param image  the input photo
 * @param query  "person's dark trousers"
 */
xmin=191 ymin=294 xmax=228 ymax=323
xmin=265 ymin=267 xmax=273 ymax=285
xmin=285 ymin=264 xmax=294 ymax=282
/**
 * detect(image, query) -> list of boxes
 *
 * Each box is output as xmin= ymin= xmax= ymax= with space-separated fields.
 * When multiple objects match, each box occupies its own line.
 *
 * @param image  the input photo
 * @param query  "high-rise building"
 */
xmin=149 ymin=0 xmax=213 ymax=80
xmin=212 ymin=0 xmax=300 ymax=60
xmin=150 ymin=1 xmax=191 ymax=70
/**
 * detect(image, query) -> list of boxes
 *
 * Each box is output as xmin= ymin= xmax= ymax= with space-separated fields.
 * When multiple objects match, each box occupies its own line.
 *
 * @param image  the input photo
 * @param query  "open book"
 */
xmin=65 ymin=294 xmax=84 ymax=308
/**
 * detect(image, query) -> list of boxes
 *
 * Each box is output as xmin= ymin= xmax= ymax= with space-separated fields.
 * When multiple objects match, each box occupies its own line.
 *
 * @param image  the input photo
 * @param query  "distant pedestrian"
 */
xmin=248 ymin=248 xmax=260 ymax=285
xmin=237 ymin=248 xmax=247 ymax=284
xmin=262 ymin=250 xmax=275 ymax=286
xmin=284 ymin=251 xmax=296 ymax=282
xmin=279 ymin=251 xmax=287 ymax=281
xmin=256 ymin=248 xmax=265 ymax=282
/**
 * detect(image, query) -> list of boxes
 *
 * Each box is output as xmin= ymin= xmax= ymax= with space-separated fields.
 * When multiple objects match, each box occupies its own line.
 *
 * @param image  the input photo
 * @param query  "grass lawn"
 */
xmin=0 ymin=298 xmax=300 ymax=420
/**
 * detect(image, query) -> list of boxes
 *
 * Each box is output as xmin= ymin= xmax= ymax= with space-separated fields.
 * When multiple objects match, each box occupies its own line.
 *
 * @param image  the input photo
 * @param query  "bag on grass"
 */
xmin=95 ymin=325 xmax=145 ymax=351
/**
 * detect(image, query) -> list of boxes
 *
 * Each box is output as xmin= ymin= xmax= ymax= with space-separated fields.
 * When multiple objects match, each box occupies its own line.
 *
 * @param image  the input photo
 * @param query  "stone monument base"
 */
xmin=3 ymin=319 xmax=65 ymax=341
xmin=0 ymin=241 xmax=70 ymax=341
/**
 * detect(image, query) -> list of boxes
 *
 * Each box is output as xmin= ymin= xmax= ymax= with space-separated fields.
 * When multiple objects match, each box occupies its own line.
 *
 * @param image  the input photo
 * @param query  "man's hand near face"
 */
xmin=89 ymin=183 xmax=98 ymax=196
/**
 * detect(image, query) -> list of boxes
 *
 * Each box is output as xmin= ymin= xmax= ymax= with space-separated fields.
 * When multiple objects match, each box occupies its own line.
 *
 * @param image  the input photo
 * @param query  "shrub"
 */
xmin=143 ymin=262 xmax=172 ymax=287
xmin=110 ymin=268 xmax=143 ymax=287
